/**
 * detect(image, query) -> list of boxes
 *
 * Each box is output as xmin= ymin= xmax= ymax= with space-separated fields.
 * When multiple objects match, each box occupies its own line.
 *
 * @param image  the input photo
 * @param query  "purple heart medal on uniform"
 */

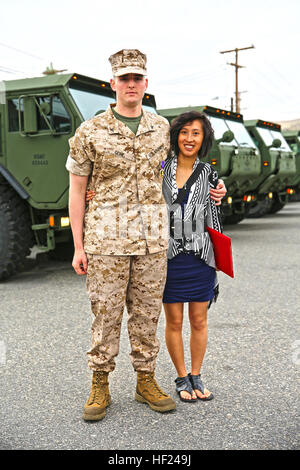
xmin=160 ymin=160 xmax=165 ymax=177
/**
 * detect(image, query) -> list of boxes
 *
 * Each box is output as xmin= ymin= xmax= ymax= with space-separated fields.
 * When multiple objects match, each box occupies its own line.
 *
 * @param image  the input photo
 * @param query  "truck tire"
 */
xmin=268 ymin=200 xmax=286 ymax=214
xmin=0 ymin=183 xmax=34 ymax=281
xmin=247 ymin=199 xmax=272 ymax=218
xmin=268 ymin=193 xmax=286 ymax=214
xmin=223 ymin=213 xmax=245 ymax=224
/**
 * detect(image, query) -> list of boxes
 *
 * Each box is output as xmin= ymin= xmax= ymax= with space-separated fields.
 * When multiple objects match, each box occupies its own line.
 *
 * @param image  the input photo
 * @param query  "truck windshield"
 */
xmin=208 ymin=116 xmax=234 ymax=146
xmin=225 ymin=120 xmax=256 ymax=148
xmin=142 ymin=104 xmax=157 ymax=114
xmin=257 ymin=127 xmax=274 ymax=147
xmin=69 ymin=87 xmax=115 ymax=120
xmin=257 ymin=127 xmax=291 ymax=151
xmin=208 ymin=116 xmax=256 ymax=148
xmin=69 ymin=86 xmax=157 ymax=120
xmin=270 ymin=129 xmax=291 ymax=151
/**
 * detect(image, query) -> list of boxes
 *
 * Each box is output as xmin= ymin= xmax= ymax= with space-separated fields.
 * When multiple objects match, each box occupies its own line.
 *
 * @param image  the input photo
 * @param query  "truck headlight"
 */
xmin=60 ymin=217 xmax=70 ymax=227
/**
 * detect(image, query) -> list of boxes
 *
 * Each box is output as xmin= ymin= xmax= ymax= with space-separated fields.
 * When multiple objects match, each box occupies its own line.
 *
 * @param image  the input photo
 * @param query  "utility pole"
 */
xmin=220 ymin=45 xmax=254 ymax=113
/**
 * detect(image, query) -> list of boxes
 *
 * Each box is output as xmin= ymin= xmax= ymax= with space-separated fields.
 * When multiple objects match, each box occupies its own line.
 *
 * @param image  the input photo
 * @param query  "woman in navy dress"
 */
xmin=162 ymin=111 xmax=223 ymax=403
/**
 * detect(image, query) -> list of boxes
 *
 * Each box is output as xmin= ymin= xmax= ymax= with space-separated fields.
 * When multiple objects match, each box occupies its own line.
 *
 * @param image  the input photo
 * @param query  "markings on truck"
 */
xmin=32 ymin=154 xmax=48 ymax=165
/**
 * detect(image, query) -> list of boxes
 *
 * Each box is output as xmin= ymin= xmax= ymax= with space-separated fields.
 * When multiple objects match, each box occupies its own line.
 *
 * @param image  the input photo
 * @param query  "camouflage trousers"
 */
xmin=86 ymin=251 xmax=167 ymax=373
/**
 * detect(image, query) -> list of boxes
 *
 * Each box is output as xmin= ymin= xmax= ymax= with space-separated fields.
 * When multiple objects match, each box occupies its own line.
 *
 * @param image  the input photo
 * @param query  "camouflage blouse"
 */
xmin=66 ymin=104 xmax=170 ymax=255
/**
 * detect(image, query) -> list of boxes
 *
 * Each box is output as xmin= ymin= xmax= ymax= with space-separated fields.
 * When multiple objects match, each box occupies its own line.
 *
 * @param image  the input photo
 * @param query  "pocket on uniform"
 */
xmin=86 ymin=254 xmax=101 ymax=302
xmin=101 ymin=153 xmax=131 ymax=178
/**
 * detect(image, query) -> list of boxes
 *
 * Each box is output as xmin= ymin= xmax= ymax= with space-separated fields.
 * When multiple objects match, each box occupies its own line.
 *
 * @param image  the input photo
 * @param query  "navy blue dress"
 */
xmin=163 ymin=188 xmax=216 ymax=304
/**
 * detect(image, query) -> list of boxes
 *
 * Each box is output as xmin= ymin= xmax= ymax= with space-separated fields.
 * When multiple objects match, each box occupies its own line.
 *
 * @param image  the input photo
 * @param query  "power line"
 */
xmin=156 ymin=65 xmax=227 ymax=86
xmin=248 ymin=68 xmax=300 ymax=109
xmin=0 ymin=41 xmax=45 ymax=61
xmin=0 ymin=65 xmax=26 ymax=75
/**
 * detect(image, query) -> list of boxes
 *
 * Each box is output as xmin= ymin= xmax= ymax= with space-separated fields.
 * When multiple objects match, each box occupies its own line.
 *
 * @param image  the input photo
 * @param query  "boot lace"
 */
xmin=91 ymin=371 xmax=108 ymax=404
xmin=143 ymin=373 xmax=169 ymax=398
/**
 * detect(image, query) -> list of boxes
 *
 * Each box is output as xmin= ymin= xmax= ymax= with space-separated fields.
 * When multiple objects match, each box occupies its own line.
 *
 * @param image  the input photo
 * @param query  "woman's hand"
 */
xmin=210 ymin=179 xmax=227 ymax=206
xmin=86 ymin=190 xmax=96 ymax=203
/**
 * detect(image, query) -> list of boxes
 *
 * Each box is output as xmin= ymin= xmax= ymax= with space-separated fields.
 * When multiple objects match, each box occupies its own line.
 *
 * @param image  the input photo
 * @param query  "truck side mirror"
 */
xmin=22 ymin=96 xmax=38 ymax=134
xmin=269 ymin=138 xmax=281 ymax=149
xmin=216 ymin=130 xmax=234 ymax=144
xmin=40 ymin=101 xmax=51 ymax=116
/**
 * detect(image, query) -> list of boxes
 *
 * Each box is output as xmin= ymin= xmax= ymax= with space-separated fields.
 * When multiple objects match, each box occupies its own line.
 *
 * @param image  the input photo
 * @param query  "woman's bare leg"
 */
xmin=188 ymin=301 xmax=212 ymax=398
xmin=164 ymin=302 xmax=196 ymax=400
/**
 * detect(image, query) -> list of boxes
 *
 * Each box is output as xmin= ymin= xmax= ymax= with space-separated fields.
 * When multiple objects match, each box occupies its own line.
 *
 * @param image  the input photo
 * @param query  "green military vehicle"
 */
xmin=244 ymin=120 xmax=296 ymax=216
xmin=158 ymin=105 xmax=261 ymax=224
xmin=282 ymin=129 xmax=300 ymax=201
xmin=0 ymin=73 xmax=157 ymax=281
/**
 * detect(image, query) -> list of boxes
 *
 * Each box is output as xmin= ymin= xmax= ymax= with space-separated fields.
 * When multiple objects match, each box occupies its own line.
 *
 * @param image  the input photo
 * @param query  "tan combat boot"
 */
xmin=82 ymin=371 xmax=111 ymax=421
xmin=135 ymin=372 xmax=176 ymax=412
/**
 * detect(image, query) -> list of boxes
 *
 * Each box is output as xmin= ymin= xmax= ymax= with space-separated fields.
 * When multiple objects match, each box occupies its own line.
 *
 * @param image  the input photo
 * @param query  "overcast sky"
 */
xmin=1 ymin=0 xmax=299 ymax=122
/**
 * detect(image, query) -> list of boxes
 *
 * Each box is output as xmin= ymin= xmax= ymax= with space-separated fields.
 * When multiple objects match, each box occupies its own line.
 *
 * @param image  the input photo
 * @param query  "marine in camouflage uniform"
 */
xmin=66 ymin=49 xmax=176 ymax=420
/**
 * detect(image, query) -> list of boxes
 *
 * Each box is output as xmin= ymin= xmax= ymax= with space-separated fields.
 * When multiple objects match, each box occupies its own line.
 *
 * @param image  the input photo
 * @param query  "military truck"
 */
xmin=158 ymin=105 xmax=261 ymax=224
xmin=282 ymin=129 xmax=300 ymax=201
xmin=244 ymin=120 xmax=296 ymax=216
xmin=0 ymin=73 xmax=157 ymax=280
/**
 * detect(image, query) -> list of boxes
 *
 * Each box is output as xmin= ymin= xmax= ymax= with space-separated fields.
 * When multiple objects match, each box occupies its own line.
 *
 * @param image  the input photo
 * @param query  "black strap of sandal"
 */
xmin=175 ymin=376 xmax=195 ymax=396
xmin=188 ymin=373 xmax=205 ymax=394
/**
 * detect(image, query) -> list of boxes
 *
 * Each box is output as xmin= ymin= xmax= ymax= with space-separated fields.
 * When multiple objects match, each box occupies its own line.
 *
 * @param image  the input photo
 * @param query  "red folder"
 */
xmin=206 ymin=227 xmax=234 ymax=278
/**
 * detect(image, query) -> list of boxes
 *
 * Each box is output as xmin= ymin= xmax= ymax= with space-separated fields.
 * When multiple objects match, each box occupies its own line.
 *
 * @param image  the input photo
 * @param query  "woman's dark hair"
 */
xmin=170 ymin=111 xmax=214 ymax=159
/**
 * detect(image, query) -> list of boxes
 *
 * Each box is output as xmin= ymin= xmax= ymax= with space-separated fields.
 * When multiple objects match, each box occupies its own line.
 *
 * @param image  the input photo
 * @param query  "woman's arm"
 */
xmin=69 ymin=173 xmax=89 ymax=275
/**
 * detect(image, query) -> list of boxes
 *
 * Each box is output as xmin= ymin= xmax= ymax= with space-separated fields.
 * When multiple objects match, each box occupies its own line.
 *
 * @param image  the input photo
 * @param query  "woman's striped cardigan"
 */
xmin=162 ymin=155 xmax=222 ymax=266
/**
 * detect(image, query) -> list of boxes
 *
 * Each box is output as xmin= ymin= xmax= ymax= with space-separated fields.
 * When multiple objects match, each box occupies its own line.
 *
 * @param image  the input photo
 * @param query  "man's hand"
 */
xmin=210 ymin=179 xmax=227 ymax=206
xmin=72 ymin=248 xmax=88 ymax=275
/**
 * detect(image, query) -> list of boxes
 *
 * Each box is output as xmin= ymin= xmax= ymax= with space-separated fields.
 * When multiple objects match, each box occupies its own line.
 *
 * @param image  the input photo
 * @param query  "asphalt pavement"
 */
xmin=0 ymin=203 xmax=299 ymax=451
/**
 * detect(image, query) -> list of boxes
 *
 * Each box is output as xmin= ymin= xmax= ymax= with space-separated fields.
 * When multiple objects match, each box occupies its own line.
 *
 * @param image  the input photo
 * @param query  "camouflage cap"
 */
xmin=109 ymin=49 xmax=147 ymax=77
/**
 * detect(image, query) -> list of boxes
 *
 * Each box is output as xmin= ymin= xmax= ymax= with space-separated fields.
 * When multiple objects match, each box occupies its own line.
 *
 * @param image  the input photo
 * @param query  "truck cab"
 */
xmin=245 ymin=120 xmax=296 ymax=215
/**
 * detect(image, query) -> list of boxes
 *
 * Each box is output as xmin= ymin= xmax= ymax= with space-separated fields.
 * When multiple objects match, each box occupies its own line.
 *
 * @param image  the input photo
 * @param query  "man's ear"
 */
xmin=145 ymin=78 xmax=148 ymax=91
xmin=110 ymin=78 xmax=116 ymax=92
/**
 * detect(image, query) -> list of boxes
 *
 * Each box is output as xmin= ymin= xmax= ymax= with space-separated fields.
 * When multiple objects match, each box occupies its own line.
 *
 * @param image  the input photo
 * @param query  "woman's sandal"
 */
xmin=188 ymin=373 xmax=214 ymax=401
xmin=174 ymin=376 xmax=197 ymax=403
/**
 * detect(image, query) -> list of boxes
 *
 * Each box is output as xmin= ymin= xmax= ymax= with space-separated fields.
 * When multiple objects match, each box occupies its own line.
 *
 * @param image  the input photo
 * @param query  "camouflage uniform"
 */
xmin=66 ymin=104 xmax=170 ymax=372
xmin=86 ymin=251 xmax=167 ymax=372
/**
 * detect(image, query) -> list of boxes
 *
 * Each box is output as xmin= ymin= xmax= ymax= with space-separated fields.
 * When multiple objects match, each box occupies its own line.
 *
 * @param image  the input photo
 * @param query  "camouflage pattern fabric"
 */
xmin=108 ymin=49 xmax=147 ymax=76
xmin=86 ymin=251 xmax=167 ymax=372
xmin=66 ymin=104 xmax=170 ymax=256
